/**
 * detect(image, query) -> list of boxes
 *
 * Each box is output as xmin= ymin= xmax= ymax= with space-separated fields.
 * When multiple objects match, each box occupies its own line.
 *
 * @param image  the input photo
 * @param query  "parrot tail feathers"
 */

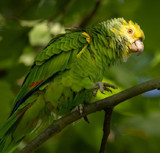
xmin=0 ymin=133 xmax=17 ymax=153
xmin=0 ymin=111 xmax=22 ymax=153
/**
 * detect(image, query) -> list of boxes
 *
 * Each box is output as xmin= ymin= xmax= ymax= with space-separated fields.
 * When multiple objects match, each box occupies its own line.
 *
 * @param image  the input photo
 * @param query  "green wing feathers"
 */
xmin=0 ymin=31 xmax=91 ymax=153
xmin=12 ymin=32 xmax=89 ymax=110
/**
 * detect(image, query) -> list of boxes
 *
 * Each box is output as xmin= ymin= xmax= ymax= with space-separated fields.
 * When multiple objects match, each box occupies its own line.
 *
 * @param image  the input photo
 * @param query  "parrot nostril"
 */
xmin=139 ymin=37 xmax=143 ymax=42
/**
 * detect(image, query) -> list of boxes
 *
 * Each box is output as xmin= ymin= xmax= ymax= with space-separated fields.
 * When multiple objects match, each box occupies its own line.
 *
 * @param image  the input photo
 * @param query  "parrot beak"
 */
xmin=130 ymin=39 xmax=144 ymax=56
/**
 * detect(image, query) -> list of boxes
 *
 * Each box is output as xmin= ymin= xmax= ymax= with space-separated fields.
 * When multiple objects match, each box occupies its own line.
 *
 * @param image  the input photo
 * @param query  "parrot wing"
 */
xmin=10 ymin=31 xmax=90 ymax=116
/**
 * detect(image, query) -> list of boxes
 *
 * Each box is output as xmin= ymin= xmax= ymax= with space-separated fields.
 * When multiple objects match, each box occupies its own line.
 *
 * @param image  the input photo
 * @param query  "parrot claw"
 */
xmin=92 ymin=82 xmax=118 ymax=96
xmin=74 ymin=104 xmax=84 ymax=114
xmin=78 ymin=104 xmax=83 ymax=114
xmin=83 ymin=116 xmax=90 ymax=124
xmin=74 ymin=104 xmax=90 ymax=123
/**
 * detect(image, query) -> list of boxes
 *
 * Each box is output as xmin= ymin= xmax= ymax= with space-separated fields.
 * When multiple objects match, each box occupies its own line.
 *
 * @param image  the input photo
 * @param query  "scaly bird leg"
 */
xmin=75 ymin=104 xmax=90 ymax=124
xmin=92 ymin=82 xmax=118 ymax=96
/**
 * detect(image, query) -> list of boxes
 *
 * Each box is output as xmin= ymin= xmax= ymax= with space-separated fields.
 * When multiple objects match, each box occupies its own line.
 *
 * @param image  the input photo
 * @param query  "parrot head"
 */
xmin=109 ymin=18 xmax=145 ymax=60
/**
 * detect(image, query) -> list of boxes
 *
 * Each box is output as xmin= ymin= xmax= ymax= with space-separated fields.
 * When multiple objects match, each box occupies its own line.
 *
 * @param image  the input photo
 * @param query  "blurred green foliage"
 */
xmin=0 ymin=0 xmax=160 ymax=152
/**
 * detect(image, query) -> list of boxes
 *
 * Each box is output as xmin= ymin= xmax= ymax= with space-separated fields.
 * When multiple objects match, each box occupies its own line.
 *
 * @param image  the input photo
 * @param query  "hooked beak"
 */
xmin=130 ymin=39 xmax=144 ymax=56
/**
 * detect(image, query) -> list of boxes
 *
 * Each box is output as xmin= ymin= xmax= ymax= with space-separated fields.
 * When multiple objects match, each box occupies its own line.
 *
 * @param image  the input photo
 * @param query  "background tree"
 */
xmin=0 ymin=0 xmax=160 ymax=153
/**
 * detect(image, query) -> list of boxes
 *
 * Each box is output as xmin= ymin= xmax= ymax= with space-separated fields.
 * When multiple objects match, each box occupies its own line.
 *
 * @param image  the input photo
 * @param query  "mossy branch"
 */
xmin=19 ymin=78 xmax=160 ymax=153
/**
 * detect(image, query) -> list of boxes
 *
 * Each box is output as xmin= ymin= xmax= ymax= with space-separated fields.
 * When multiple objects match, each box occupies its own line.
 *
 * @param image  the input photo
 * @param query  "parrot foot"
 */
xmin=92 ymin=82 xmax=118 ymax=96
xmin=77 ymin=104 xmax=83 ymax=114
xmin=74 ymin=104 xmax=84 ymax=114
xmin=74 ymin=104 xmax=90 ymax=124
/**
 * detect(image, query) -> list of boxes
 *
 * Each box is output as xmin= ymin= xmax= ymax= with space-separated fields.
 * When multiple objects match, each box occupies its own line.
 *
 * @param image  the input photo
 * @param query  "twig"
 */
xmin=48 ymin=0 xmax=73 ymax=23
xmin=79 ymin=0 xmax=102 ymax=27
xmin=0 ymin=69 xmax=7 ymax=78
xmin=99 ymin=108 xmax=113 ymax=153
xmin=19 ymin=78 xmax=160 ymax=153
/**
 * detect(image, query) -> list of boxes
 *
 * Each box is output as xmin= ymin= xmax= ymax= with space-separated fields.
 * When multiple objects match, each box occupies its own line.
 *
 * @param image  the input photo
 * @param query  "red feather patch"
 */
xmin=29 ymin=80 xmax=43 ymax=88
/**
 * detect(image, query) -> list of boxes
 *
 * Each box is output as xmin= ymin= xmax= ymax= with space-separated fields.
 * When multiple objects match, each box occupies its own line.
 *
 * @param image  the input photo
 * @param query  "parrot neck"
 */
xmin=105 ymin=19 xmax=131 ymax=62
xmin=85 ymin=23 xmax=125 ymax=70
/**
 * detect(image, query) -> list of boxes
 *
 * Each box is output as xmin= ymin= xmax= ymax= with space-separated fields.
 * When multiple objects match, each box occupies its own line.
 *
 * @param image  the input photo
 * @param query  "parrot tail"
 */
xmin=0 ymin=109 xmax=22 ymax=153
xmin=0 ymin=133 xmax=18 ymax=153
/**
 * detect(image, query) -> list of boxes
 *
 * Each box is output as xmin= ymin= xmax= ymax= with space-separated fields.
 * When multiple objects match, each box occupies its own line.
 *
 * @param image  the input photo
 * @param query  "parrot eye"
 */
xmin=127 ymin=29 xmax=134 ymax=35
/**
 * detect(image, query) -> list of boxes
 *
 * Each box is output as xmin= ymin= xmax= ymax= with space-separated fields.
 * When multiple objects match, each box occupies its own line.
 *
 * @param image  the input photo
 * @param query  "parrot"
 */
xmin=0 ymin=18 xmax=145 ymax=153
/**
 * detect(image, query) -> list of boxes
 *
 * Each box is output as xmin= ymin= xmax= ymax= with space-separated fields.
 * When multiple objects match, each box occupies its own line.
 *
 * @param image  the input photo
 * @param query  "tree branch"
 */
xmin=99 ymin=108 xmax=113 ymax=153
xmin=19 ymin=78 xmax=160 ymax=153
xmin=48 ymin=0 xmax=73 ymax=23
xmin=79 ymin=0 xmax=102 ymax=27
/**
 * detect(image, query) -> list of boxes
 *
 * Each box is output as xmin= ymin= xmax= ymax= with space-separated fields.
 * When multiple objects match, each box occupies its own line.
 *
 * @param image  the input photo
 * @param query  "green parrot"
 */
xmin=0 ymin=18 xmax=145 ymax=153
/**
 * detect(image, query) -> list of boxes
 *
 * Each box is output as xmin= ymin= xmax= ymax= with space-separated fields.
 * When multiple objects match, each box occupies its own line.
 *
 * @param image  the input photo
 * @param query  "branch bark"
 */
xmin=19 ymin=78 xmax=160 ymax=153
xmin=79 ymin=0 xmax=102 ymax=27
xmin=48 ymin=0 xmax=73 ymax=23
xmin=99 ymin=108 xmax=113 ymax=153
